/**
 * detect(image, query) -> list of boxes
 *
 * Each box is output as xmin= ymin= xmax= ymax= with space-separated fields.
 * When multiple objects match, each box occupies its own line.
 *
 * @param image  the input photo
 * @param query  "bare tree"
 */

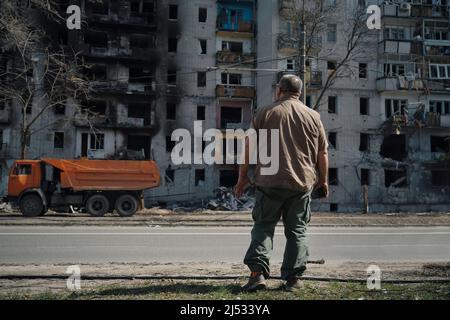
xmin=282 ymin=0 xmax=376 ymax=110
xmin=0 ymin=0 xmax=90 ymax=159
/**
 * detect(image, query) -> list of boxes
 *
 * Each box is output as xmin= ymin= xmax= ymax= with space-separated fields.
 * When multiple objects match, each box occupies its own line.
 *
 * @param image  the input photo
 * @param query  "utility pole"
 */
xmin=299 ymin=0 xmax=307 ymax=104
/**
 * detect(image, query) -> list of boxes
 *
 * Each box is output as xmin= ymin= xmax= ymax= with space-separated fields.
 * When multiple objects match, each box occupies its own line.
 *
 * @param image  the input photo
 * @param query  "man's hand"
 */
xmin=314 ymin=181 xmax=329 ymax=198
xmin=234 ymin=175 xmax=250 ymax=199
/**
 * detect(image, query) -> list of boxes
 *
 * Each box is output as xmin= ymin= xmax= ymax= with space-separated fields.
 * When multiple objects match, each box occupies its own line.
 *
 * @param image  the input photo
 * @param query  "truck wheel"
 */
xmin=20 ymin=194 xmax=44 ymax=217
xmin=115 ymin=194 xmax=139 ymax=217
xmin=86 ymin=194 xmax=110 ymax=217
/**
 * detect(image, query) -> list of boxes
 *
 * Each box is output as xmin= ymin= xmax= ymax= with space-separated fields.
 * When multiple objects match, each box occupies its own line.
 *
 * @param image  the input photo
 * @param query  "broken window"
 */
xmin=431 ymin=170 xmax=450 ymax=186
xmin=195 ymin=169 xmax=205 ymax=186
xmin=359 ymin=63 xmax=368 ymax=79
xmin=328 ymin=96 xmax=337 ymax=114
xmin=328 ymin=132 xmax=337 ymax=149
xmin=167 ymin=103 xmax=176 ymax=120
xmin=327 ymin=24 xmax=337 ymax=42
xmin=384 ymin=64 xmax=405 ymax=77
xmin=90 ymin=133 xmax=104 ymax=150
xmin=429 ymin=100 xmax=450 ymax=115
xmin=130 ymin=0 xmax=154 ymax=15
xmin=54 ymin=132 xmax=64 ymax=149
xmin=84 ymin=64 xmax=107 ymax=81
xmin=127 ymin=135 xmax=150 ymax=159
xmin=54 ymin=102 xmax=66 ymax=115
xmin=221 ymin=107 xmax=242 ymax=129
xmin=359 ymin=133 xmax=370 ymax=152
xmin=360 ymin=97 xmax=369 ymax=115
xmin=327 ymin=61 xmax=337 ymax=71
xmin=385 ymin=99 xmax=407 ymax=118
xmin=168 ymin=69 xmax=177 ymax=85
xmin=385 ymin=169 xmax=407 ymax=188
xmin=165 ymin=168 xmax=175 ymax=184
xmin=380 ymin=134 xmax=407 ymax=161
xmin=166 ymin=136 xmax=176 ymax=152
xmin=197 ymin=71 xmax=206 ymax=87
xmin=130 ymin=35 xmax=154 ymax=49
xmin=199 ymin=7 xmax=207 ymax=22
xmin=128 ymin=103 xmax=151 ymax=125
xmin=168 ymin=4 xmax=178 ymax=20
xmin=85 ymin=31 xmax=108 ymax=48
xmin=330 ymin=203 xmax=338 ymax=212
xmin=221 ymin=73 xmax=242 ymax=85
xmin=220 ymin=170 xmax=238 ymax=187
xmin=361 ymin=169 xmax=370 ymax=186
xmin=85 ymin=0 xmax=109 ymax=15
xmin=430 ymin=136 xmax=450 ymax=153
xmin=306 ymin=96 xmax=312 ymax=108
xmin=329 ymin=168 xmax=338 ymax=186
xmin=199 ymin=39 xmax=207 ymax=54
xmin=221 ymin=41 xmax=243 ymax=53
xmin=168 ymin=37 xmax=178 ymax=53
xmin=197 ymin=105 xmax=206 ymax=120
xmin=130 ymin=67 xmax=152 ymax=84
xmin=82 ymin=100 xmax=107 ymax=115
xmin=142 ymin=0 xmax=154 ymax=13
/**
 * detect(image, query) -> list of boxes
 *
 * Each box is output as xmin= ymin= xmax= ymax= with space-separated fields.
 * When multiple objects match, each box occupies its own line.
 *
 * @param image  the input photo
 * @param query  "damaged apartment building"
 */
xmin=1 ymin=0 xmax=450 ymax=212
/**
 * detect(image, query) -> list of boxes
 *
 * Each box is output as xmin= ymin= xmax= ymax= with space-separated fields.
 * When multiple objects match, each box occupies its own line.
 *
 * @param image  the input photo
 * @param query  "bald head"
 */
xmin=278 ymin=74 xmax=303 ymax=95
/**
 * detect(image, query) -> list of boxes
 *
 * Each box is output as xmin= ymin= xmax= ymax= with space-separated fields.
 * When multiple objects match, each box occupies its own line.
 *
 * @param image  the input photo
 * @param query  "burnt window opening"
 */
xmin=168 ymin=4 xmax=178 ymax=20
xmin=131 ymin=0 xmax=155 ymax=15
xmin=54 ymin=102 xmax=66 ymax=115
xmin=166 ymin=136 xmax=176 ymax=153
xmin=330 ymin=203 xmax=338 ymax=212
xmin=199 ymin=39 xmax=207 ymax=54
xmin=165 ymin=168 xmax=175 ymax=184
xmin=128 ymin=103 xmax=151 ymax=125
xmin=197 ymin=71 xmax=206 ymax=87
xmin=329 ymin=168 xmax=338 ymax=186
xmin=130 ymin=68 xmax=152 ymax=84
xmin=431 ymin=170 xmax=450 ymax=186
xmin=195 ymin=169 xmax=205 ymax=186
xmin=380 ymin=134 xmax=407 ymax=161
xmin=130 ymin=35 xmax=154 ymax=49
xmin=359 ymin=63 xmax=368 ymax=79
xmin=385 ymin=169 xmax=408 ymax=188
xmin=221 ymin=41 xmax=243 ymax=53
xmin=328 ymin=96 xmax=337 ymax=114
xmin=84 ymin=31 xmax=108 ymax=48
xmin=127 ymin=135 xmax=150 ymax=159
xmin=82 ymin=100 xmax=107 ymax=115
xmin=385 ymin=99 xmax=407 ymax=119
xmin=221 ymin=107 xmax=242 ymax=129
xmin=359 ymin=133 xmax=370 ymax=152
xmin=168 ymin=37 xmax=178 ymax=53
xmin=166 ymin=103 xmax=176 ymax=120
xmin=197 ymin=105 xmax=206 ymax=120
xmin=327 ymin=61 xmax=337 ymax=71
xmin=328 ymin=132 xmax=337 ymax=149
xmin=54 ymin=132 xmax=65 ymax=149
xmin=84 ymin=65 xmax=107 ymax=81
xmin=85 ymin=0 xmax=109 ymax=15
xmin=142 ymin=0 xmax=154 ymax=14
xmin=221 ymin=73 xmax=242 ymax=85
xmin=167 ymin=69 xmax=177 ymax=86
xmin=360 ymin=97 xmax=369 ymax=115
xmin=199 ymin=7 xmax=207 ymax=22
xmin=361 ymin=169 xmax=370 ymax=186
xmin=90 ymin=133 xmax=105 ymax=150
xmin=430 ymin=136 xmax=450 ymax=153
xmin=220 ymin=170 xmax=239 ymax=188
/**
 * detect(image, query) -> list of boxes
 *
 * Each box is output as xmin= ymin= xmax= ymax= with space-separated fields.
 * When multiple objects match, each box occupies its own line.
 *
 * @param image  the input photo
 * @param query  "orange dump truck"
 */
xmin=6 ymin=159 xmax=160 ymax=217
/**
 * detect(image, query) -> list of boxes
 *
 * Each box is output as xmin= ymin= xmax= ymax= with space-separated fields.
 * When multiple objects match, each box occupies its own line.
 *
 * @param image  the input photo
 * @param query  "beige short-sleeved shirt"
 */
xmin=252 ymin=95 xmax=328 ymax=192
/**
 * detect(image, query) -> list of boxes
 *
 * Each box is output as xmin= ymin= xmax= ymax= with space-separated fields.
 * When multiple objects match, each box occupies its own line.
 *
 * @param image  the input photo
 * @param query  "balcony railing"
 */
xmin=216 ymin=51 xmax=255 ymax=64
xmin=216 ymin=85 xmax=255 ymax=99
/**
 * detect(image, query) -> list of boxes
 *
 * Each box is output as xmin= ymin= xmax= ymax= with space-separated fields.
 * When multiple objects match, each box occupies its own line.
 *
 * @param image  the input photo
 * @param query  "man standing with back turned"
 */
xmin=234 ymin=75 xmax=329 ymax=292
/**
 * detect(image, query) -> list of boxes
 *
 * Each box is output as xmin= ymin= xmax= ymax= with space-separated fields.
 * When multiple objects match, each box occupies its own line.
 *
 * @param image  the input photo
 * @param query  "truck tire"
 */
xmin=115 ymin=194 xmax=139 ymax=217
xmin=86 ymin=194 xmax=110 ymax=217
xmin=20 ymin=194 xmax=44 ymax=217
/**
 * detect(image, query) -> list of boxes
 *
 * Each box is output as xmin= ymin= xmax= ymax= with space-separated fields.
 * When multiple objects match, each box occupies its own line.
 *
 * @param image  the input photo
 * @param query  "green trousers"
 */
xmin=244 ymin=186 xmax=311 ymax=280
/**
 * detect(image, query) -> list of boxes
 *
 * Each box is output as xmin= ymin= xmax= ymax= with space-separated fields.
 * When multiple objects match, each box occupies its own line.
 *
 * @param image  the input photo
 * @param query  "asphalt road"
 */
xmin=0 ymin=226 xmax=449 ymax=264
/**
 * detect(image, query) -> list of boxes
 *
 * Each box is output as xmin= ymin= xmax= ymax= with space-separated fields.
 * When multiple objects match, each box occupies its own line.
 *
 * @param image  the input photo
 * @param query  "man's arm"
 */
xmin=316 ymin=149 xmax=329 ymax=197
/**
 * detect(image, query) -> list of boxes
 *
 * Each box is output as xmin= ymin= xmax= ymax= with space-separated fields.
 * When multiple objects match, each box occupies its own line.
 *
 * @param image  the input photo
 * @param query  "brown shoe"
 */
xmin=283 ymin=277 xmax=301 ymax=292
xmin=242 ymin=272 xmax=267 ymax=292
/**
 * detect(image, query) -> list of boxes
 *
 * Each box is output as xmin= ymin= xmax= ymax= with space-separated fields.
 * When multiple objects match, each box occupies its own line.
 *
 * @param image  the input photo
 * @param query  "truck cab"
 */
xmin=7 ymin=160 xmax=43 ymax=198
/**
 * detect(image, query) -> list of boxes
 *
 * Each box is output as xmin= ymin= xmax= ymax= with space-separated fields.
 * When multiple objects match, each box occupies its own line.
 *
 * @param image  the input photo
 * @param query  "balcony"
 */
xmin=84 ymin=12 xmax=157 ymax=31
xmin=91 ymin=81 xmax=128 ymax=94
xmin=411 ymin=4 xmax=450 ymax=18
xmin=73 ymin=114 xmax=110 ymax=128
xmin=216 ymin=51 xmax=255 ymax=64
xmin=216 ymin=85 xmax=255 ymax=99
xmin=379 ymin=40 xmax=412 ymax=55
xmin=279 ymin=0 xmax=295 ymax=18
xmin=278 ymin=33 xmax=299 ymax=52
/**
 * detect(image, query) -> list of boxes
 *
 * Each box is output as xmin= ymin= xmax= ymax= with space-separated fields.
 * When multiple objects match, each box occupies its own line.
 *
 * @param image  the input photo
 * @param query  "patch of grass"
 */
xmin=0 ymin=280 xmax=449 ymax=300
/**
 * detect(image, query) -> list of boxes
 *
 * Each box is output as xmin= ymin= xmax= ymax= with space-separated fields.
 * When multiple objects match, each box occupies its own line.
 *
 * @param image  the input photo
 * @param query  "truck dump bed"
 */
xmin=42 ymin=159 xmax=160 ymax=192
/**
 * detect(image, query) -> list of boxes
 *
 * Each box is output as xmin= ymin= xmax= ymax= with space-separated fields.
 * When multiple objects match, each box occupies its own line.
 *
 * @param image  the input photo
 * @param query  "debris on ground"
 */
xmin=0 ymin=202 xmax=13 ymax=213
xmin=206 ymin=187 xmax=255 ymax=212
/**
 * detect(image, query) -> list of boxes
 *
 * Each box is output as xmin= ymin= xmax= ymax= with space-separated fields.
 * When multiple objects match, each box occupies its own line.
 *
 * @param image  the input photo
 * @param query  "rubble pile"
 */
xmin=206 ymin=187 xmax=255 ymax=212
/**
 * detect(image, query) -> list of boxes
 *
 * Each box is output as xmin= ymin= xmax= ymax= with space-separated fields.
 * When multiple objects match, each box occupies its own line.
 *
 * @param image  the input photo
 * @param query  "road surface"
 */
xmin=0 ymin=226 xmax=449 ymax=264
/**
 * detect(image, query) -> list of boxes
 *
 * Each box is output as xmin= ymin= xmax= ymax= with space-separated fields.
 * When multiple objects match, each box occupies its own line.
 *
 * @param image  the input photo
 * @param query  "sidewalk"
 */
xmin=0 ymin=209 xmax=449 ymax=227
